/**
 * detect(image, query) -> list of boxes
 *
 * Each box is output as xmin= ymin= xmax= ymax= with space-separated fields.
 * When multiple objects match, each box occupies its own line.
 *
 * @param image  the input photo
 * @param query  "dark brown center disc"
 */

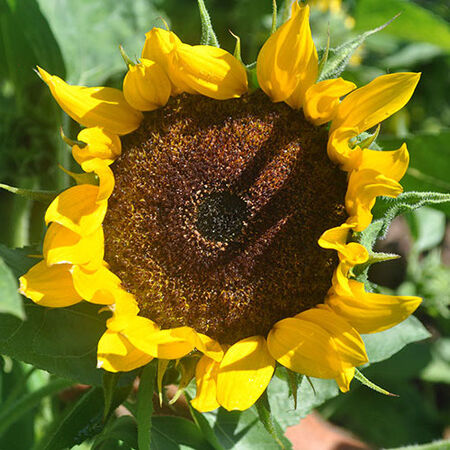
xmin=103 ymin=91 xmax=348 ymax=344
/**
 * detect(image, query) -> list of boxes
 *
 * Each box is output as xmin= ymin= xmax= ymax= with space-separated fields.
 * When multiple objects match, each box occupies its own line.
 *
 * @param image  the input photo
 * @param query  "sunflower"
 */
xmin=19 ymin=2 xmax=422 ymax=412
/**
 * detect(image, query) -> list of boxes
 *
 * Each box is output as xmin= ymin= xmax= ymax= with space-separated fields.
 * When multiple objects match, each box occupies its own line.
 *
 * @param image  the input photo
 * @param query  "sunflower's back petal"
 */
xmin=43 ymin=222 xmax=104 ymax=268
xmin=257 ymin=2 xmax=317 ymax=108
xmin=330 ymin=72 xmax=420 ymax=133
xmin=45 ymin=185 xmax=107 ymax=236
xmin=123 ymin=59 xmax=171 ymax=111
xmin=359 ymin=143 xmax=409 ymax=182
xmin=194 ymin=333 xmax=224 ymax=362
xmin=171 ymin=44 xmax=248 ymax=100
xmin=71 ymin=264 xmax=122 ymax=305
xmin=97 ymin=329 xmax=153 ymax=372
xmin=191 ymin=355 xmax=220 ymax=412
xmin=304 ymin=78 xmax=356 ymax=125
xmin=216 ymin=336 xmax=275 ymax=411
xmin=335 ymin=367 xmax=355 ymax=393
xmin=37 ymin=67 xmax=143 ymax=135
xmin=125 ymin=323 xmax=196 ymax=360
xmin=327 ymin=280 xmax=422 ymax=334
xmin=19 ymin=261 xmax=82 ymax=307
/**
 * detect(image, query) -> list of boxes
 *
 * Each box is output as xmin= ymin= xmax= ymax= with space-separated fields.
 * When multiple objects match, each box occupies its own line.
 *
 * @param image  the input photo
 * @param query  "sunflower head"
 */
xmin=20 ymin=1 xmax=421 ymax=413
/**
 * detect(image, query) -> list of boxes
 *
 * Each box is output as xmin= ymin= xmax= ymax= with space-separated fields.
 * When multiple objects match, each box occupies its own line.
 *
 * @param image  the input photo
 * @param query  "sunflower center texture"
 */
xmin=103 ymin=91 xmax=348 ymax=344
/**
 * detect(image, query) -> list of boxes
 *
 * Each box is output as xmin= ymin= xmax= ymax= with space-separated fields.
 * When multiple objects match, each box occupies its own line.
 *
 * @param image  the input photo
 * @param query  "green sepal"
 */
xmin=271 ymin=0 xmax=278 ymax=35
xmin=197 ymin=0 xmax=219 ymax=47
xmin=317 ymin=27 xmax=330 ymax=78
xmin=351 ymin=124 xmax=381 ymax=150
xmin=354 ymin=369 xmax=398 ymax=397
xmin=230 ymin=30 xmax=242 ymax=62
xmin=255 ymin=390 xmax=289 ymax=449
xmin=0 ymin=183 xmax=57 ymax=204
xmin=319 ymin=14 xmax=400 ymax=81
xmin=58 ymin=165 xmax=98 ymax=186
xmin=119 ymin=44 xmax=136 ymax=68
xmin=286 ymin=369 xmax=302 ymax=410
xmin=245 ymin=61 xmax=259 ymax=92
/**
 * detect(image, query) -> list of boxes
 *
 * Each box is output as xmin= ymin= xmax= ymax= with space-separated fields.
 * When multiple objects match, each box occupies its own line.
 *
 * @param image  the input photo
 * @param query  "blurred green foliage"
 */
xmin=0 ymin=0 xmax=449 ymax=449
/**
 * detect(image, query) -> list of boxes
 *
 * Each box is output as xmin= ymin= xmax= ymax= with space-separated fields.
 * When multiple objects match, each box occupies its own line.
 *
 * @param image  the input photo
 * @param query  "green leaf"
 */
xmin=408 ymin=207 xmax=446 ymax=253
xmin=0 ymin=301 xmax=107 ymax=386
xmin=136 ymin=364 xmax=156 ymax=450
xmin=319 ymin=17 xmax=396 ymax=81
xmin=0 ymin=377 xmax=72 ymax=439
xmin=102 ymin=372 xmax=121 ymax=420
xmin=0 ymin=255 xmax=25 ymax=319
xmin=355 ymin=0 xmax=450 ymax=51
xmin=151 ymin=416 xmax=213 ymax=450
xmin=92 ymin=416 xmax=138 ymax=450
xmin=386 ymin=441 xmax=450 ymax=450
xmin=197 ymin=0 xmax=219 ymax=47
xmin=420 ymin=338 xmax=450 ymax=384
xmin=37 ymin=0 xmax=164 ymax=84
xmin=268 ymin=373 xmax=339 ymax=429
xmin=362 ymin=316 xmax=430 ymax=364
xmin=380 ymin=132 xmax=450 ymax=215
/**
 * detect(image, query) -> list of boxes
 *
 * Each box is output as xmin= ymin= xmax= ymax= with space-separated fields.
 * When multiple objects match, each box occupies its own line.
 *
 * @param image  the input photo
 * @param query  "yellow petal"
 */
xmin=71 ymin=264 xmax=122 ymax=305
xmin=331 ymin=72 xmax=421 ymax=133
xmin=97 ymin=329 xmax=153 ymax=372
xmin=335 ymin=366 xmax=355 ymax=392
xmin=170 ymin=44 xmax=248 ymax=100
xmin=257 ymin=2 xmax=317 ymax=108
xmin=19 ymin=261 xmax=82 ymax=307
xmin=267 ymin=311 xmax=367 ymax=380
xmin=330 ymin=261 xmax=354 ymax=297
xmin=327 ymin=279 xmax=422 ymax=334
xmin=216 ymin=336 xmax=275 ymax=411
xmin=191 ymin=355 xmax=220 ymax=412
xmin=318 ymin=223 xmax=369 ymax=265
xmin=346 ymin=169 xmax=403 ymax=232
xmin=304 ymin=78 xmax=356 ymax=125
xmin=43 ymin=222 xmax=104 ymax=269
xmin=194 ymin=333 xmax=224 ymax=362
xmin=327 ymin=126 xmax=362 ymax=171
xmin=123 ymin=59 xmax=171 ymax=111
xmin=72 ymin=127 xmax=121 ymax=171
xmin=45 ymin=185 xmax=107 ymax=236
xmin=37 ymin=67 xmax=143 ymax=135
xmin=295 ymin=305 xmax=368 ymax=365
xmin=359 ymin=143 xmax=409 ymax=182
xmin=141 ymin=27 xmax=193 ymax=95
xmin=124 ymin=322 xmax=196 ymax=360
xmin=95 ymin=164 xmax=115 ymax=202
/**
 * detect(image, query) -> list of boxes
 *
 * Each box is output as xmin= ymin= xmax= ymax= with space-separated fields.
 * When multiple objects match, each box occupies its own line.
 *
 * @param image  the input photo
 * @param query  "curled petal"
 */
xmin=45 ymin=185 xmax=107 ymax=236
xmin=327 ymin=126 xmax=362 ymax=171
xmin=97 ymin=329 xmax=153 ymax=372
xmin=217 ymin=336 xmax=275 ymax=411
xmin=123 ymin=59 xmax=171 ymax=111
xmin=37 ymin=67 xmax=143 ymax=135
xmin=346 ymin=169 xmax=403 ymax=232
xmin=335 ymin=367 xmax=355 ymax=393
xmin=43 ymin=222 xmax=104 ymax=269
xmin=71 ymin=264 xmax=122 ymax=305
xmin=191 ymin=355 xmax=220 ymax=412
xmin=304 ymin=78 xmax=356 ymax=125
xmin=95 ymin=165 xmax=115 ymax=202
xmin=124 ymin=322 xmax=196 ymax=359
xmin=359 ymin=143 xmax=409 ymax=182
xmin=72 ymin=127 xmax=121 ymax=171
xmin=19 ymin=261 xmax=82 ymax=307
xmin=170 ymin=44 xmax=248 ymax=100
xmin=327 ymin=279 xmax=422 ymax=334
xmin=318 ymin=223 xmax=368 ymax=265
xmin=257 ymin=2 xmax=317 ymax=108
xmin=331 ymin=72 xmax=421 ymax=133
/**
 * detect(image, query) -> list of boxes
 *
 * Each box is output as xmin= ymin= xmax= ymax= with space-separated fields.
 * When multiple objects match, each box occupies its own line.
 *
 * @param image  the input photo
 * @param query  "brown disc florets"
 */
xmin=103 ymin=92 xmax=348 ymax=344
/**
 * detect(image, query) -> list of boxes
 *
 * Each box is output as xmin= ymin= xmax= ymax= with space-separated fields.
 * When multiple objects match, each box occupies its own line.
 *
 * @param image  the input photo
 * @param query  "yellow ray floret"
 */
xmin=257 ymin=2 xmax=318 ymax=108
xmin=328 ymin=72 xmax=420 ymax=170
xmin=327 ymin=279 xmax=422 ymax=334
xmin=37 ymin=67 xmax=143 ymax=135
xmin=191 ymin=355 xmax=221 ymax=412
xmin=19 ymin=261 xmax=82 ymax=307
xmin=216 ymin=336 xmax=275 ymax=411
xmin=123 ymin=59 xmax=171 ymax=111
